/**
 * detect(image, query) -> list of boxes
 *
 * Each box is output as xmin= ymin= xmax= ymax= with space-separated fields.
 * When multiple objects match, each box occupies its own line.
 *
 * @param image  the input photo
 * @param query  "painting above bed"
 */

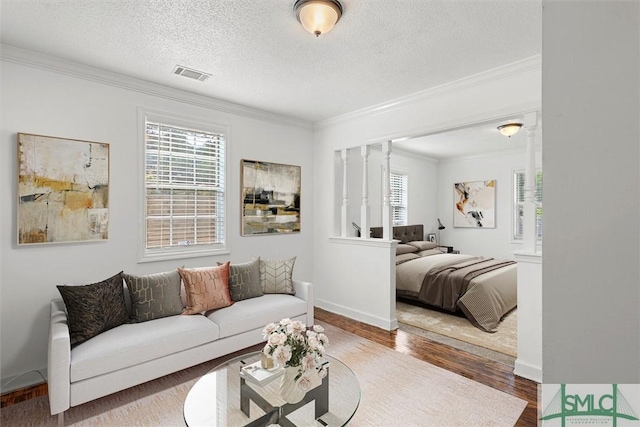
xmin=453 ymin=180 xmax=496 ymax=228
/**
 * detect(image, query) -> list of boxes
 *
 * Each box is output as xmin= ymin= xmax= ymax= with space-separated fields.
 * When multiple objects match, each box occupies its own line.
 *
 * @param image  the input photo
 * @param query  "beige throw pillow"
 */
xmin=178 ymin=262 xmax=233 ymax=314
xmin=406 ymin=240 xmax=439 ymax=251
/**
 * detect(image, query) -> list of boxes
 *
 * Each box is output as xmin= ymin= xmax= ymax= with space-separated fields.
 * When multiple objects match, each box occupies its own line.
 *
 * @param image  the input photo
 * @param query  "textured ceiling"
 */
xmin=1 ymin=0 xmax=542 ymax=125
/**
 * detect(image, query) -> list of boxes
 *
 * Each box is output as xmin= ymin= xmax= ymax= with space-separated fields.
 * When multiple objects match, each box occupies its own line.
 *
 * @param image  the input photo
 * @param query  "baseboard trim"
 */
xmin=315 ymin=299 xmax=397 ymax=331
xmin=514 ymin=359 xmax=542 ymax=383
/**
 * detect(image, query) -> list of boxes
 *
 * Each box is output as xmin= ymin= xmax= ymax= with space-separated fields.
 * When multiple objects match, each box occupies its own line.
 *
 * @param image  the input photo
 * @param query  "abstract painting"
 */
xmin=453 ymin=180 xmax=496 ymax=228
xmin=17 ymin=133 xmax=109 ymax=244
xmin=241 ymin=159 xmax=300 ymax=235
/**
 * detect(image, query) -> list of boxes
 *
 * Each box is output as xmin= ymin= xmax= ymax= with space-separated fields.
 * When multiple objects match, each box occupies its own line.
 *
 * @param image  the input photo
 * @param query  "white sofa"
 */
xmin=47 ymin=280 xmax=314 ymax=421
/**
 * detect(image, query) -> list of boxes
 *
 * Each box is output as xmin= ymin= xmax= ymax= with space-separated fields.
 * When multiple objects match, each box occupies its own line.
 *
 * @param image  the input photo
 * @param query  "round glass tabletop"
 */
xmin=184 ymin=351 xmax=360 ymax=427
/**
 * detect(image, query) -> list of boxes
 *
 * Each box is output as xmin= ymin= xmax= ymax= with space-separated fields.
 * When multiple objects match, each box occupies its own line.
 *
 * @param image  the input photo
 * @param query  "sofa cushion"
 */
xmin=56 ymin=271 xmax=129 ymax=347
xmin=257 ymin=257 xmax=296 ymax=295
xmin=179 ymin=263 xmax=233 ymax=314
xmin=206 ymin=294 xmax=307 ymax=339
xmin=70 ymin=314 xmax=220 ymax=382
xmin=222 ymin=258 xmax=263 ymax=301
xmin=123 ymin=270 xmax=183 ymax=322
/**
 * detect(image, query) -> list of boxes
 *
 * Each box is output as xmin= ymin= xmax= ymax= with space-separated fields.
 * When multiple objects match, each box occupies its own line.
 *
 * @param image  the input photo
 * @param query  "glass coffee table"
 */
xmin=184 ymin=351 xmax=360 ymax=426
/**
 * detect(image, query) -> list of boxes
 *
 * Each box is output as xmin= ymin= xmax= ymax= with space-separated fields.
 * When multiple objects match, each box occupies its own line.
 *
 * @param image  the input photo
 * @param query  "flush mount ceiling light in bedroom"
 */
xmin=294 ymin=0 xmax=343 ymax=37
xmin=497 ymin=123 xmax=523 ymax=138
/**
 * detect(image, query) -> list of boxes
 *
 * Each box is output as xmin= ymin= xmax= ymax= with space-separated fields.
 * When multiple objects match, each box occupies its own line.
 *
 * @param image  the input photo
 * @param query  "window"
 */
xmin=514 ymin=169 xmax=542 ymax=240
xmin=141 ymin=112 xmax=226 ymax=260
xmin=390 ymin=172 xmax=408 ymax=226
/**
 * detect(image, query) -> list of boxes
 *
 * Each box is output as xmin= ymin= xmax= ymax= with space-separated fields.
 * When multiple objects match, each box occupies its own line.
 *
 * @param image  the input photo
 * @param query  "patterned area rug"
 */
xmin=396 ymin=300 xmax=517 ymax=362
xmin=1 ymin=324 xmax=526 ymax=427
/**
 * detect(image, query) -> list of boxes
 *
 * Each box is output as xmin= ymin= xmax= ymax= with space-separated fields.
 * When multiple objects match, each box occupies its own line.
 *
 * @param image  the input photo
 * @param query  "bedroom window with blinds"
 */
xmin=513 ymin=169 xmax=542 ymax=240
xmin=390 ymin=172 xmax=408 ymax=226
xmin=141 ymin=113 xmax=226 ymax=261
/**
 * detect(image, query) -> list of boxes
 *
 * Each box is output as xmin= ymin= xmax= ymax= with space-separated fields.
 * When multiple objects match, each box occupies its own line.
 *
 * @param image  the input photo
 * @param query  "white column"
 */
xmin=360 ymin=145 xmax=370 ymax=239
xmin=522 ymin=112 xmax=538 ymax=253
xmin=381 ymin=141 xmax=392 ymax=240
xmin=514 ymin=111 xmax=542 ymax=383
xmin=340 ymin=149 xmax=349 ymax=237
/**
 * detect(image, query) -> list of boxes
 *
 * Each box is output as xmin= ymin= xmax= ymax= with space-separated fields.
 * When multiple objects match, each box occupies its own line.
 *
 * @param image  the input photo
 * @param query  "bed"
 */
xmin=371 ymin=224 xmax=517 ymax=332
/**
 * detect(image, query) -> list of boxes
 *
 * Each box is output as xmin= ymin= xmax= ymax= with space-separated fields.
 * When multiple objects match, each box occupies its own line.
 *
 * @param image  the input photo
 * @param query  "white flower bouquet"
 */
xmin=262 ymin=318 xmax=329 ymax=391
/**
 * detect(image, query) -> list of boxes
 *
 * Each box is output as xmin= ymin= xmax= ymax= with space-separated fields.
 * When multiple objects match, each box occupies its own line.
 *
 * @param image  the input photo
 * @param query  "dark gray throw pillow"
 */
xmin=56 ymin=271 xmax=128 ymax=347
xmin=123 ymin=270 xmax=183 ymax=322
xmin=219 ymin=258 xmax=263 ymax=301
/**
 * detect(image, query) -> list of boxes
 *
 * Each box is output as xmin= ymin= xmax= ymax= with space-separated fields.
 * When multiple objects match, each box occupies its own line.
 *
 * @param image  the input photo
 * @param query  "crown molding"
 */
xmin=437 ymin=142 xmax=542 ymax=164
xmin=315 ymin=55 xmax=542 ymax=129
xmin=438 ymin=147 xmax=527 ymax=163
xmin=0 ymin=44 xmax=313 ymax=131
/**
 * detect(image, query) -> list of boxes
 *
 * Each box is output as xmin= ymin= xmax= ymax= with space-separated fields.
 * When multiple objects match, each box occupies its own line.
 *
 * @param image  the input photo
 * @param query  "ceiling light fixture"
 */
xmin=497 ymin=123 xmax=523 ymax=138
xmin=294 ymin=0 xmax=343 ymax=37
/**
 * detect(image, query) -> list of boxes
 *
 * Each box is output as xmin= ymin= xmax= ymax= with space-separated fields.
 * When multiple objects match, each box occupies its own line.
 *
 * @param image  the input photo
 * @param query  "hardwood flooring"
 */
xmin=0 ymin=382 xmax=47 ymax=408
xmin=315 ymin=307 xmax=538 ymax=427
xmin=1 ymin=308 xmax=537 ymax=426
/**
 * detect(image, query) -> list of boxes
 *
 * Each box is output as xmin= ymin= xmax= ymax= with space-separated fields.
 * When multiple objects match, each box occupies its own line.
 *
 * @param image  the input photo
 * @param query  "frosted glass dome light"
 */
xmin=294 ymin=0 xmax=343 ymax=37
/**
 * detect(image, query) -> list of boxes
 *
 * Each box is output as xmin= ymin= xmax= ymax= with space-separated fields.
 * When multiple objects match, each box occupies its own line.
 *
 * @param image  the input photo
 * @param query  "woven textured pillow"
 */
xmin=179 ymin=262 xmax=233 ymax=314
xmin=123 ymin=270 xmax=183 ymax=322
xmin=219 ymin=258 xmax=263 ymax=301
xmin=56 ymin=271 xmax=128 ymax=347
xmin=258 ymin=257 xmax=296 ymax=295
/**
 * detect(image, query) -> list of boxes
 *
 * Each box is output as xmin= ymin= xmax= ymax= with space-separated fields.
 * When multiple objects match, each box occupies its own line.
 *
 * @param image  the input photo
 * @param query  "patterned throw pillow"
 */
xmin=219 ymin=258 xmax=263 ymax=302
xmin=178 ymin=262 xmax=233 ymax=314
xmin=258 ymin=257 xmax=296 ymax=295
xmin=123 ymin=270 xmax=183 ymax=322
xmin=56 ymin=271 xmax=129 ymax=347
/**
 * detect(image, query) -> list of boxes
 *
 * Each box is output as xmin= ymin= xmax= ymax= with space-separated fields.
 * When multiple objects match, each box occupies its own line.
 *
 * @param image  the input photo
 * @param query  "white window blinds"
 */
xmin=145 ymin=120 xmax=225 ymax=251
xmin=390 ymin=172 xmax=408 ymax=226
xmin=514 ymin=170 xmax=542 ymax=240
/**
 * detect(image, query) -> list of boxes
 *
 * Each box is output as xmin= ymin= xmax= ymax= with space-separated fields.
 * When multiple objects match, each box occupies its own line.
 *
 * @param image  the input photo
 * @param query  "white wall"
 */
xmin=391 ymin=150 xmax=438 ymax=235
xmin=542 ymin=1 xmax=640 ymax=383
xmin=438 ymin=149 xmax=542 ymax=259
xmin=0 ymin=58 xmax=314 ymax=389
xmin=313 ymin=58 xmax=541 ymax=329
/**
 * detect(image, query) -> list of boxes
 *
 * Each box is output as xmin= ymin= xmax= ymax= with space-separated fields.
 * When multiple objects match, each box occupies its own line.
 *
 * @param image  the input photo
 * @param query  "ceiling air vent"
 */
xmin=172 ymin=65 xmax=211 ymax=82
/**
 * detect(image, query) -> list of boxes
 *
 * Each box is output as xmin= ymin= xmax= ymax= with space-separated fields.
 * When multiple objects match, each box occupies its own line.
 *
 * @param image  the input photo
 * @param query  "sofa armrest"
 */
xmin=48 ymin=299 xmax=71 ymax=415
xmin=293 ymin=280 xmax=314 ymax=326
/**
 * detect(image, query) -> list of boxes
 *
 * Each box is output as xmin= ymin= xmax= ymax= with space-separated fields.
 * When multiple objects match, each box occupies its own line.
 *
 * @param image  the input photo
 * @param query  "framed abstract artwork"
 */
xmin=453 ymin=180 xmax=496 ymax=228
xmin=17 ymin=133 xmax=110 ymax=244
xmin=241 ymin=159 xmax=301 ymax=236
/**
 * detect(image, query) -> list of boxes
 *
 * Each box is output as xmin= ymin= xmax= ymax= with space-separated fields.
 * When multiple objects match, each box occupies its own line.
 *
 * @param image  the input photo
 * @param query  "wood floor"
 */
xmin=315 ymin=307 xmax=538 ymax=427
xmin=1 ymin=307 xmax=537 ymax=426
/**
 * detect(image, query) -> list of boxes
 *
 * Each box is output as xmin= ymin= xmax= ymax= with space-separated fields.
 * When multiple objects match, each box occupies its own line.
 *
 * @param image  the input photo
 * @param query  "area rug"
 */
xmin=1 ymin=324 xmax=526 ymax=427
xmin=396 ymin=300 xmax=517 ymax=360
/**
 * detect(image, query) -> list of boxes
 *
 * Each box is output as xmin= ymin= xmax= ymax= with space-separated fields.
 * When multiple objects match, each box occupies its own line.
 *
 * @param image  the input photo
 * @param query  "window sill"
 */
xmin=511 ymin=239 xmax=542 ymax=245
xmin=138 ymin=247 xmax=230 ymax=263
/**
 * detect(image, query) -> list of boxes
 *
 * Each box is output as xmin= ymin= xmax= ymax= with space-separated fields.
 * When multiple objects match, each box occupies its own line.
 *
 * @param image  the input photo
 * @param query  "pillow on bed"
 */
xmin=396 ymin=253 xmax=421 ymax=265
xmin=396 ymin=244 xmax=419 ymax=255
xmin=418 ymin=248 xmax=447 ymax=257
xmin=407 ymin=241 xmax=439 ymax=251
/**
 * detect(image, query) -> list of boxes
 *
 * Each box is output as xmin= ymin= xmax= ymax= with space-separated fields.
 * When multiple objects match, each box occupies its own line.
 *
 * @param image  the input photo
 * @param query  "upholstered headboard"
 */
xmin=370 ymin=224 xmax=424 ymax=243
